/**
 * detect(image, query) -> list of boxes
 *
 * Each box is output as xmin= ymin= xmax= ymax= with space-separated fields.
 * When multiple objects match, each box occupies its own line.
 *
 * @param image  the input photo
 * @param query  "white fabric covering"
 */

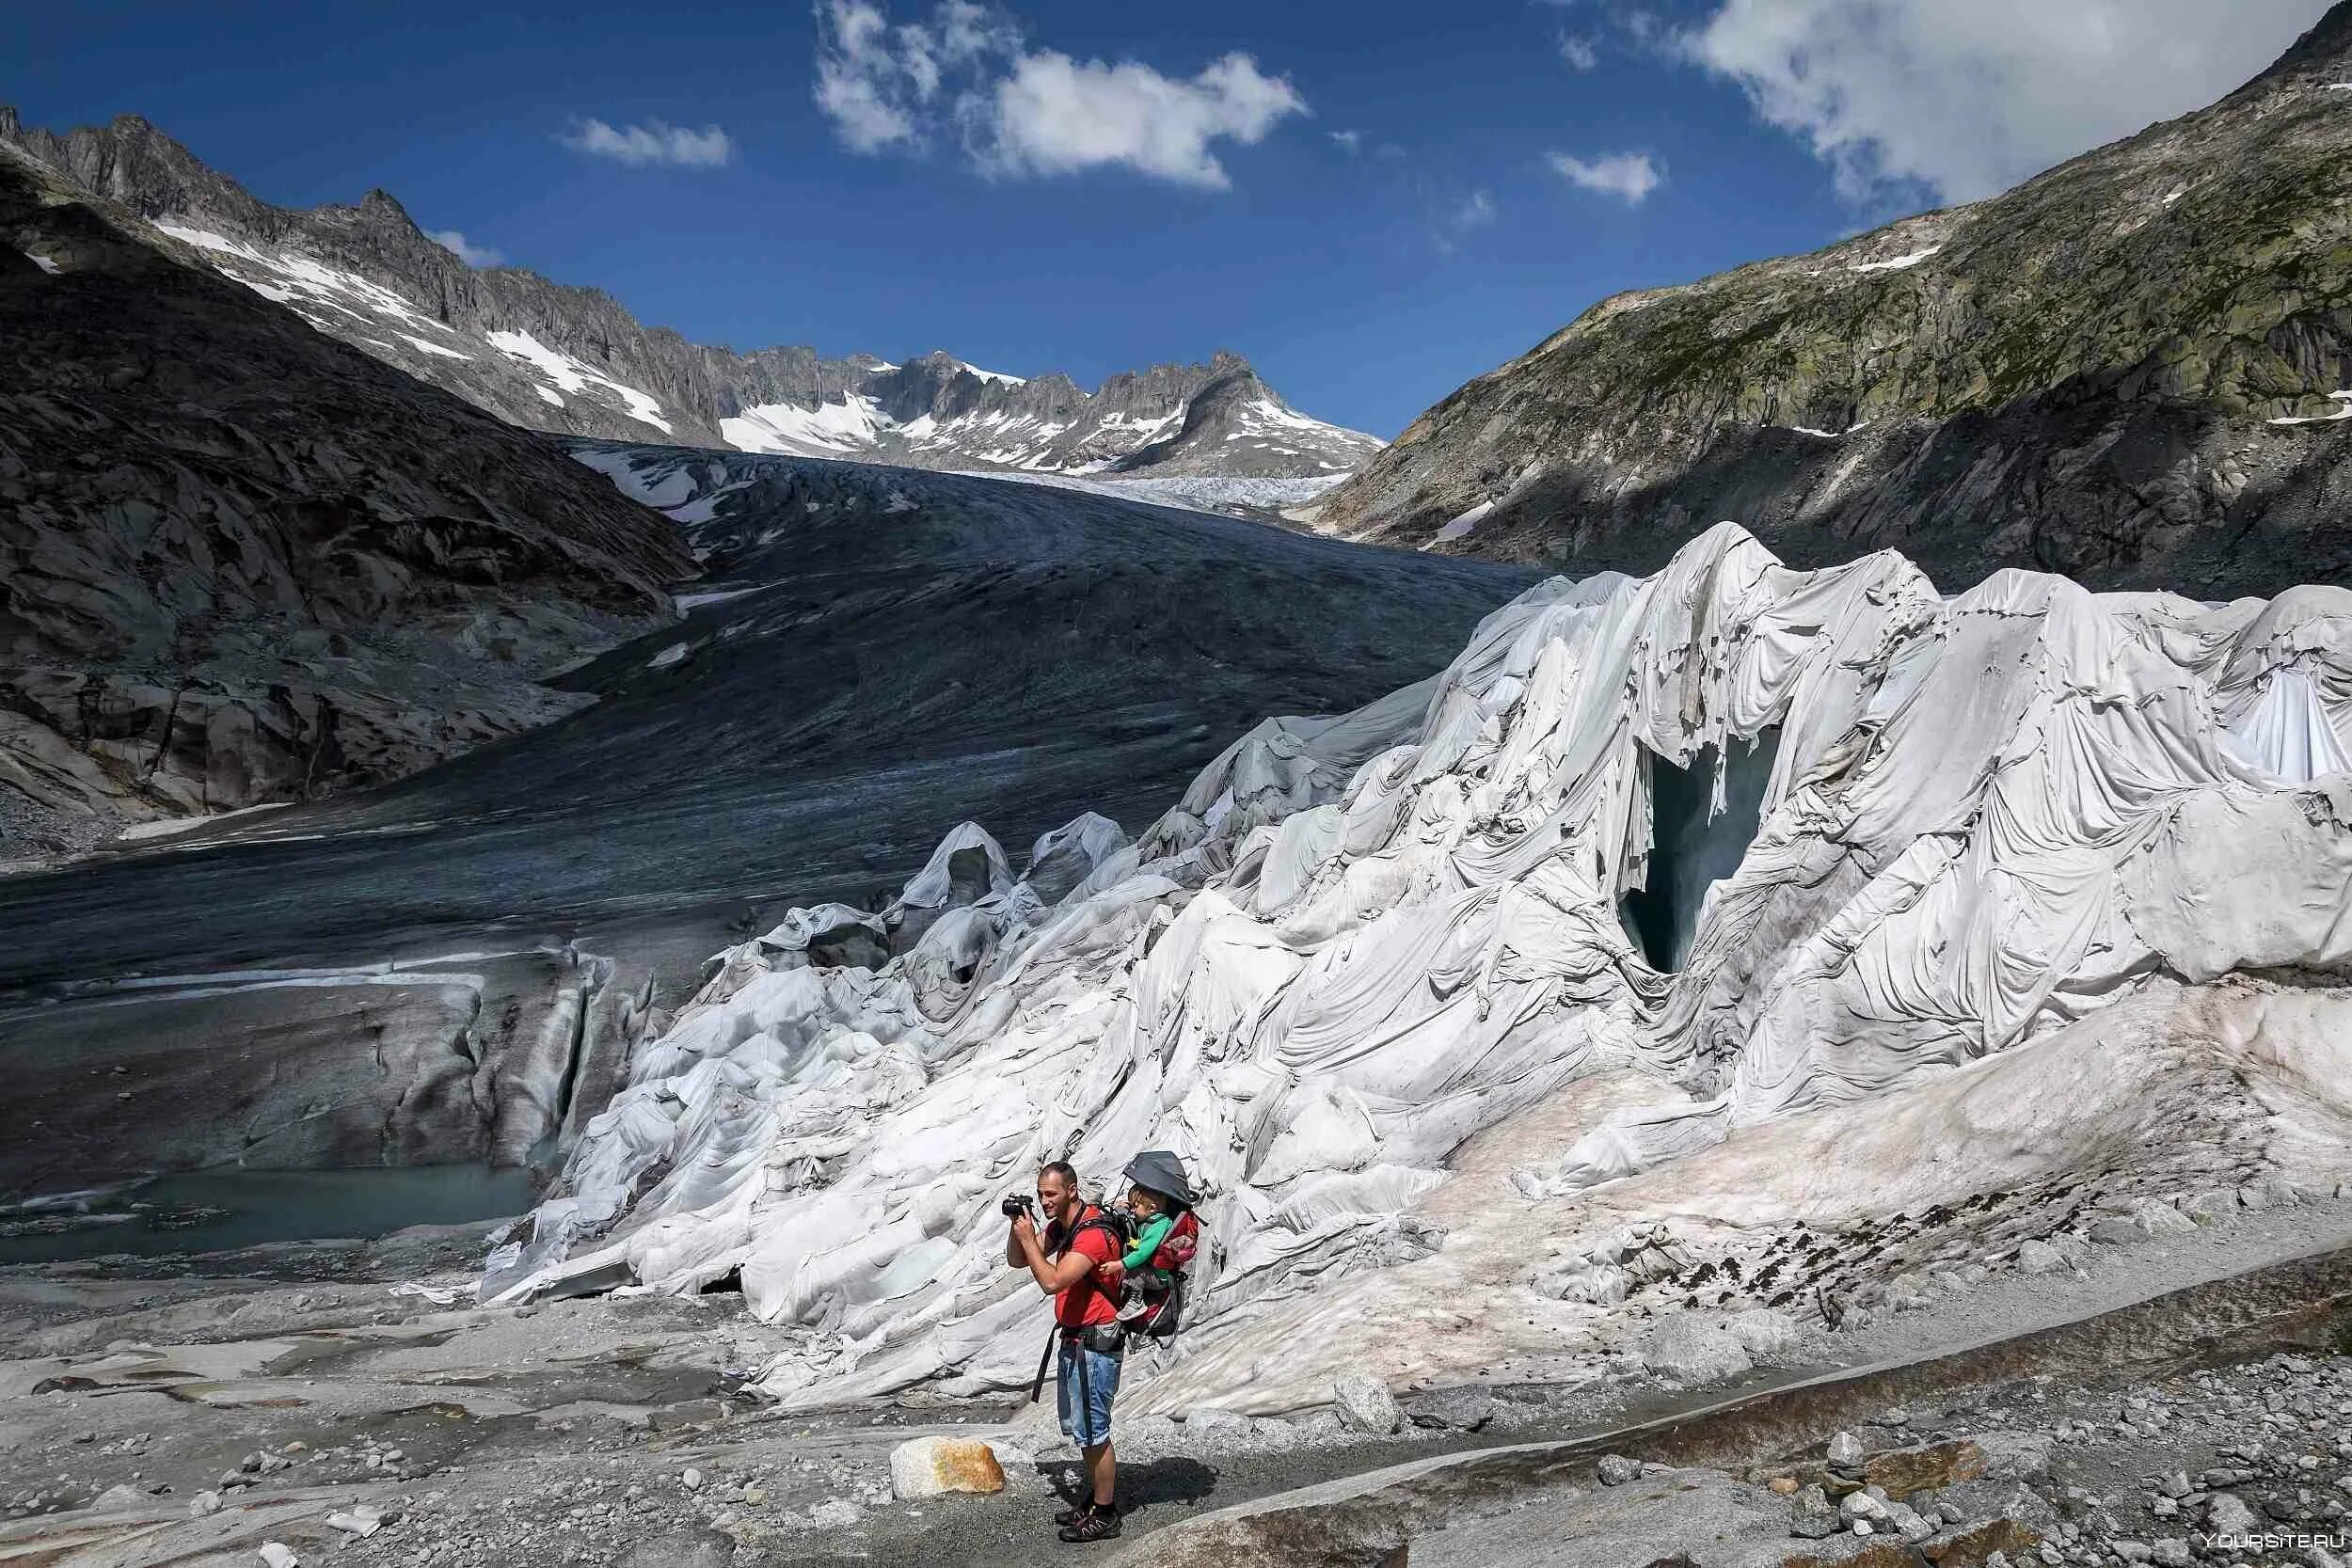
xmin=485 ymin=523 xmax=2352 ymax=1408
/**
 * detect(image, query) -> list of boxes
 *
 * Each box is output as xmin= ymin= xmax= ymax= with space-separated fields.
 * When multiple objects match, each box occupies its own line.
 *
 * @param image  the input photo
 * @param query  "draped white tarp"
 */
xmin=485 ymin=523 xmax=2352 ymax=1407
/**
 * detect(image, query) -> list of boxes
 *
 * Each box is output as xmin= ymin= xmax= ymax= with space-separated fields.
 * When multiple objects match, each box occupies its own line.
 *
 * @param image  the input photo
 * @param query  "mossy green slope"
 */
xmin=1320 ymin=5 xmax=2352 ymax=597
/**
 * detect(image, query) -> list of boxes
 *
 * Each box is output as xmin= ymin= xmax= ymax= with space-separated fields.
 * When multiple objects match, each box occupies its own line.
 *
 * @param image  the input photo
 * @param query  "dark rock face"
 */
xmin=0 ymin=141 xmax=695 ymax=858
xmin=0 ymin=109 xmax=1381 ymax=479
xmin=1316 ymin=3 xmax=2352 ymax=599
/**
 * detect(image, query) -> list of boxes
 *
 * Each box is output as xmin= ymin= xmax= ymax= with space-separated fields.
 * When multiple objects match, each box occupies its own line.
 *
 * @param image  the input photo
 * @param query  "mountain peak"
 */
xmin=0 ymin=104 xmax=1382 ymax=481
xmin=2265 ymin=0 xmax=2352 ymax=76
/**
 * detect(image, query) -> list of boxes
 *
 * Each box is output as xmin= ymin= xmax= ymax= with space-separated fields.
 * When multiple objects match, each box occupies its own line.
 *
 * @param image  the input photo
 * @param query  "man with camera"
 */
xmin=1005 ymin=1161 xmax=1125 ymax=1544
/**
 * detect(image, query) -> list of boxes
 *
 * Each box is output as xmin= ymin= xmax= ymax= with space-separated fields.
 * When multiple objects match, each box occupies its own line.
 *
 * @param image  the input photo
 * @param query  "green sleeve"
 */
xmin=1120 ymin=1215 xmax=1174 ymax=1271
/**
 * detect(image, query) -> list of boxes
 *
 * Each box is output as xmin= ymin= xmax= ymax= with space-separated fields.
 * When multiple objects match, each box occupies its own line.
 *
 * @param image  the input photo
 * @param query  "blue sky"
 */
xmin=7 ymin=1 xmax=2330 ymax=436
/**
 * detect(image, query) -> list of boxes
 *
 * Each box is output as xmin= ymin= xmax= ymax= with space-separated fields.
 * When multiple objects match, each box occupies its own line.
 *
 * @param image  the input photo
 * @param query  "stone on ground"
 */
xmin=1790 ymin=1484 xmax=1840 ymax=1537
xmin=1865 ymin=1439 xmax=1988 ymax=1498
xmin=890 ymin=1435 xmax=1008 ymax=1498
xmin=1642 ymin=1314 xmax=1754 ymax=1387
xmin=616 ymin=1528 xmax=735 ymax=1568
xmin=1182 ymin=1405 xmax=1251 ymax=1437
xmin=1407 ymin=1386 xmax=1496 ymax=1431
xmin=1720 ymin=1307 xmax=1803 ymax=1359
xmin=1596 ymin=1454 xmax=1643 ymax=1486
xmin=1333 ymin=1369 xmax=1402 ymax=1435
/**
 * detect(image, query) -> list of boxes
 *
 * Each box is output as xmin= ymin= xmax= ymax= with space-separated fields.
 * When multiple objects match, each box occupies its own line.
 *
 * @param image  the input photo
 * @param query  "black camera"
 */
xmin=1002 ymin=1192 xmax=1036 ymax=1221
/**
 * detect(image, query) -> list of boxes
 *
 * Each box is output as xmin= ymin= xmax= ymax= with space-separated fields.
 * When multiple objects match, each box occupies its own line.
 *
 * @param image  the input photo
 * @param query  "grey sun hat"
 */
xmin=1122 ymin=1149 xmax=1196 ymax=1208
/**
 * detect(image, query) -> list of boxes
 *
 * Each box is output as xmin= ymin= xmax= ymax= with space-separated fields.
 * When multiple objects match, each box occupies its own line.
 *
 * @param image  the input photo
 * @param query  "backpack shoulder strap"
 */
xmin=1060 ymin=1203 xmax=1126 ymax=1257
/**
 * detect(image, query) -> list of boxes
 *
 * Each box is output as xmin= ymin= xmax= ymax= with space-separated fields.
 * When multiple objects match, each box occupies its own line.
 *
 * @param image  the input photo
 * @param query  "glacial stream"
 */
xmin=0 ymin=1165 xmax=540 ymax=1266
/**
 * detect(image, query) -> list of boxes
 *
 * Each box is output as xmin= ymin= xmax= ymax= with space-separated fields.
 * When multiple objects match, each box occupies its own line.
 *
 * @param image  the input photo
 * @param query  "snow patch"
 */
xmin=401 ymin=333 xmax=472 ymax=360
xmin=723 ymin=396 xmax=889 ymax=455
xmin=675 ymin=585 xmax=766 ymax=612
xmin=1851 ymin=245 xmax=1939 ymax=274
xmin=2266 ymin=391 xmax=2352 ymax=426
xmin=485 ymin=330 xmax=673 ymax=434
xmin=20 ymin=249 xmax=60 ymax=275
xmin=535 ymin=386 xmax=565 ymax=407
xmin=156 ymin=223 xmax=449 ymax=334
xmin=1424 ymin=498 xmax=1494 ymax=547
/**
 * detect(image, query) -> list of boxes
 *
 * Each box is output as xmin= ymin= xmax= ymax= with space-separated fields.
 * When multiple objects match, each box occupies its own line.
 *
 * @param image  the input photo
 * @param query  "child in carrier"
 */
xmin=1095 ymin=1150 xmax=1198 ymax=1330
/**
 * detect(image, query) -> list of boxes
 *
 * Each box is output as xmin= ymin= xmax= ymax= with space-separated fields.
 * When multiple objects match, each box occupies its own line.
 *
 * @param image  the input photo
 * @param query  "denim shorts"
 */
xmin=1056 ymin=1339 xmax=1123 ymax=1448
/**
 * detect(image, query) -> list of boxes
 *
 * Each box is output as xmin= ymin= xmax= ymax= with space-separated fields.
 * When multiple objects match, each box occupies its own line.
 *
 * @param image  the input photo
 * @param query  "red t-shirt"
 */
xmin=1053 ymin=1210 xmax=1121 ymax=1328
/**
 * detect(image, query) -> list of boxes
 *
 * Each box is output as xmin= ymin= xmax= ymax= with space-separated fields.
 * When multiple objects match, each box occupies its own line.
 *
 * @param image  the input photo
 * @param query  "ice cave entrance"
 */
xmin=1619 ymin=729 xmax=1780 ymax=973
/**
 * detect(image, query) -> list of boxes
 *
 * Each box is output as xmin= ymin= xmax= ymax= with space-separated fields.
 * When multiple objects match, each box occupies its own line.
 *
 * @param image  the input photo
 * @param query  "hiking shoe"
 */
xmin=1058 ymin=1508 xmax=1122 ymax=1544
xmin=1052 ymin=1502 xmax=1089 ymax=1526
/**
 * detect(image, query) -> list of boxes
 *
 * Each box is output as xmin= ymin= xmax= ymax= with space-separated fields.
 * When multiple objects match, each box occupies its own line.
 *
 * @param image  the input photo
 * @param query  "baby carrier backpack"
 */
xmin=1121 ymin=1208 xmax=1201 ymax=1341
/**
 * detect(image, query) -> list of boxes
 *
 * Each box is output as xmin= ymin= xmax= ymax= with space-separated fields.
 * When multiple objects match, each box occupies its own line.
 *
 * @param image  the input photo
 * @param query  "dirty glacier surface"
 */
xmin=485 ymin=522 xmax=2352 ymax=1411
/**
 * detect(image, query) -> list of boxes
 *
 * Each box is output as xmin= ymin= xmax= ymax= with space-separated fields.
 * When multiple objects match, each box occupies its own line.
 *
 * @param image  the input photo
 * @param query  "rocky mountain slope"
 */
xmin=1314 ymin=4 xmax=2352 ymax=600
xmin=0 ymin=108 xmax=1381 ymax=480
xmin=0 ymin=138 xmax=695 ymax=862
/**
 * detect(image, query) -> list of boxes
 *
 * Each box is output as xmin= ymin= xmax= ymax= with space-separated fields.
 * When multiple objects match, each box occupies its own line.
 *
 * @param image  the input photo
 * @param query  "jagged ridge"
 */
xmin=0 ymin=108 xmax=1381 ymax=480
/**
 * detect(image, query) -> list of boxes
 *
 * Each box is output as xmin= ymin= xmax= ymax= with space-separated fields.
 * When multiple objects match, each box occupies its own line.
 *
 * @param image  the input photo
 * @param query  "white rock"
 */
xmin=259 ymin=1546 xmax=298 ymax=1568
xmin=2131 ymin=1199 xmax=2198 ymax=1236
xmin=1841 ymin=1489 xmax=1888 ymax=1522
xmin=1721 ymin=1308 xmax=1803 ymax=1358
xmin=2207 ymin=1493 xmax=2259 ymax=1535
xmin=1333 ymin=1370 xmax=1402 ymax=1435
xmin=888 ymin=1435 xmax=1008 ymax=1499
xmin=1183 ymin=1405 xmax=1252 ymax=1436
xmin=1643 ymin=1315 xmax=1753 ymax=1387
xmin=1889 ymin=1503 xmax=1937 ymax=1544
xmin=2017 ymin=1239 xmax=2066 ymax=1275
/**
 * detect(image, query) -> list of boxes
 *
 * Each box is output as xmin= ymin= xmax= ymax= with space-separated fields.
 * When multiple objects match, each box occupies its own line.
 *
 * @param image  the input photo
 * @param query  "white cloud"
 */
xmin=812 ymin=1 xmax=1308 ymax=189
xmin=1680 ymin=0 xmax=2332 ymax=204
xmin=979 ymin=50 xmax=1305 ymax=188
xmin=1546 ymin=150 xmax=1662 ymax=203
xmin=812 ymin=0 xmax=1016 ymax=151
xmin=562 ymin=118 xmax=734 ymax=167
xmin=429 ymin=230 xmax=502 ymax=267
xmin=1435 ymin=188 xmax=1496 ymax=255
xmin=1559 ymin=33 xmax=1599 ymax=70
xmin=1330 ymin=128 xmax=1363 ymax=153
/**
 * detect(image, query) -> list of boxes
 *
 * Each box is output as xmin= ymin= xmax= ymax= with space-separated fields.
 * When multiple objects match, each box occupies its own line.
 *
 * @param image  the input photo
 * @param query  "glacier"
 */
xmin=484 ymin=522 xmax=2352 ymax=1413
